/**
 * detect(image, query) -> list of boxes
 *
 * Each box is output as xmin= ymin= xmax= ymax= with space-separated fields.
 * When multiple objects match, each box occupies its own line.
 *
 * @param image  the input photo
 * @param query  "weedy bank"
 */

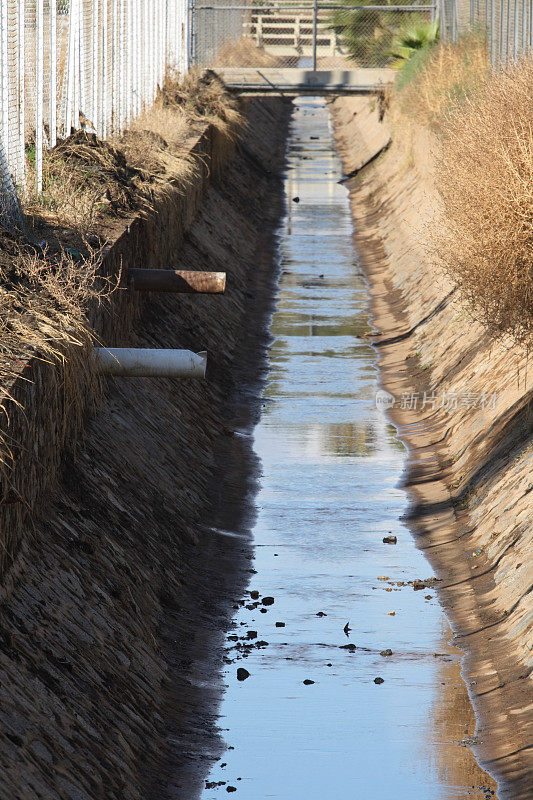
xmin=393 ymin=37 xmax=533 ymax=344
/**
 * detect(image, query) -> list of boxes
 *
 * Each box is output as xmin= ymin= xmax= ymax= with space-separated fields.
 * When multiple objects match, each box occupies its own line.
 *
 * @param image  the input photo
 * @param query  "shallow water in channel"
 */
xmin=200 ymin=98 xmax=497 ymax=800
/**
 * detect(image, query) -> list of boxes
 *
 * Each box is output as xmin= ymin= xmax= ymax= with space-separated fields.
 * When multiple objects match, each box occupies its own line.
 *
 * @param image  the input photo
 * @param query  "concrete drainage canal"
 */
xmin=160 ymin=98 xmax=501 ymax=800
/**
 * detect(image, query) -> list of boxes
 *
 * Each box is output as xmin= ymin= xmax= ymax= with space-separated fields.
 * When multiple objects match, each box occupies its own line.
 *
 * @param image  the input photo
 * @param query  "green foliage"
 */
xmin=327 ymin=1 xmax=433 ymax=67
xmin=394 ymin=40 xmax=437 ymax=89
xmin=388 ymin=20 xmax=439 ymax=68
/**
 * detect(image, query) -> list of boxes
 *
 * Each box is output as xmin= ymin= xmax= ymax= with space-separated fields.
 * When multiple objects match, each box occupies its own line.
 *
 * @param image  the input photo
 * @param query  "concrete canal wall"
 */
xmin=332 ymin=96 xmax=532 ymax=799
xmin=0 ymin=97 xmax=290 ymax=800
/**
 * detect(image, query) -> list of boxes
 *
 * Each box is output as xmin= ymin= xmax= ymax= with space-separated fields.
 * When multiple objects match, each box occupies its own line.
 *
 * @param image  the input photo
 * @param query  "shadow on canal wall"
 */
xmin=0 ymin=97 xmax=290 ymax=800
xmin=331 ymin=96 xmax=532 ymax=799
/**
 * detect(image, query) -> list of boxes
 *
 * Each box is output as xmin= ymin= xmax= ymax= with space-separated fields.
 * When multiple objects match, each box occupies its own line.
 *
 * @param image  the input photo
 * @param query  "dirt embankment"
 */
xmin=0 ymin=97 xmax=290 ymax=800
xmin=331 ymin=97 xmax=532 ymax=798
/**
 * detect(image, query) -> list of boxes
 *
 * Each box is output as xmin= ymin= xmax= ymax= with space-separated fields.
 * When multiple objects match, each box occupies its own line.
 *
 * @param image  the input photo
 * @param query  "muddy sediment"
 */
xmin=0 ymin=97 xmax=290 ymax=800
xmin=331 ymin=96 xmax=533 ymax=798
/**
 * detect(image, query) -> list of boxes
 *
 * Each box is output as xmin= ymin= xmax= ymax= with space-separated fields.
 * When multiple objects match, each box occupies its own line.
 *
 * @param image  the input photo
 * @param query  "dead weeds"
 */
xmin=435 ymin=56 xmax=533 ymax=344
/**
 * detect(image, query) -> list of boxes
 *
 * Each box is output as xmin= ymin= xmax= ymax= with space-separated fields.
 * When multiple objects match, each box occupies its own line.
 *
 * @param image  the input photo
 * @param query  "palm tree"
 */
xmin=388 ymin=19 xmax=439 ymax=67
xmin=327 ymin=1 xmax=432 ymax=67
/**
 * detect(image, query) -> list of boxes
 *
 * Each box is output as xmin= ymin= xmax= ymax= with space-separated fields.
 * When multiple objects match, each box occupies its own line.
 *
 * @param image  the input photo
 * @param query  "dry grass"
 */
xmin=159 ymin=69 xmax=244 ymax=138
xmin=24 ymin=132 xmax=147 ymax=238
xmin=0 ymin=234 xmax=108 ymax=471
xmin=434 ymin=56 xmax=533 ymax=343
xmin=213 ymin=37 xmax=278 ymax=68
xmin=394 ymin=33 xmax=489 ymax=129
xmin=22 ymin=70 xmax=243 ymax=238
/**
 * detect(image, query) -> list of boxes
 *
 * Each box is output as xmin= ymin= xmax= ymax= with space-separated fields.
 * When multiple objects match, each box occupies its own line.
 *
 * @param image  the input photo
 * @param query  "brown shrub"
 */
xmin=435 ymin=57 xmax=533 ymax=343
xmin=159 ymin=69 xmax=244 ymax=138
xmin=395 ymin=33 xmax=489 ymax=130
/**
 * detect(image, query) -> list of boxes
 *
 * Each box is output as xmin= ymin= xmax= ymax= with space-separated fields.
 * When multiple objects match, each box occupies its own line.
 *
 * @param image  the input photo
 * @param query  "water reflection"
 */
xmin=200 ymin=98 xmax=496 ymax=800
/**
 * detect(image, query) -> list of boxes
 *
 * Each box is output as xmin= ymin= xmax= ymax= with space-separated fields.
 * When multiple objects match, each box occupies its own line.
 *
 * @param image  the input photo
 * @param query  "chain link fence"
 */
xmin=467 ymin=0 xmax=533 ymax=63
xmin=0 ymin=0 xmax=190 ymax=230
xmin=192 ymin=2 xmax=437 ymax=68
xmin=192 ymin=0 xmax=532 ymax=65
xmin=0 ymin=0 xmax=531 ymax=231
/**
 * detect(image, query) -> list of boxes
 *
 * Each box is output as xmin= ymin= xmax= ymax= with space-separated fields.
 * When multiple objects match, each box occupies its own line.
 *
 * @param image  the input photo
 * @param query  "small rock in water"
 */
xmin=227 ymin=787 xmax=237 ymax=793
xmin=383 ymin=535 xmax=397 ymax=544
xmin=316 ymin=611 xmax=327 ymax=617
xmin=260 ymin=608 xmax=268 ymax=613
xmin=387 ymin=611 xmax=396 ymax=616
xmin=303 ymin=679 xmax=315 ymax=685
xmin=255 ymin=640 xmax=269 ymax=648
xmin=246 ymin=630 xmax=257 ymax=639
xmin=262 ymin=596 xmax=275 ymax=606
xmin=275 ymin=622 xmax=286 ymax=627
xmin=374 ymin=677 xmax=385 ymax=684
xmin=237 ymin=668 xmax=250 ymax=681
xmin=413 ymin=580 xmax=426 ymax=591
xmin=425 ymin=594 xmax=433 ymax=600
xmin=250 ymin=590 xmax=260 ymax=600
xmin=377 ymin=576 xmax=389 ymax=581
xmin=292 ymin=196 xmax=300 ymax=203
xmin=380 ymin=649 xmax=393 ymax=657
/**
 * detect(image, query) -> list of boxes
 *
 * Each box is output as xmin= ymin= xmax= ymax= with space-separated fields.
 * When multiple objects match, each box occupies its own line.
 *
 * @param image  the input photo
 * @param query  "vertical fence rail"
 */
xmin=0 ymin=0 xmax=190 ymax=226
xmin=0 ymin=0 xmax=531 ymax=230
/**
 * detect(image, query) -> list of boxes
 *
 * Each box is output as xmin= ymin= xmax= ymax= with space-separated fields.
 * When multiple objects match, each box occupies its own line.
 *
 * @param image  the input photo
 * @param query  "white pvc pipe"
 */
xmin=93 ymin=348 xmax=208 ymax=378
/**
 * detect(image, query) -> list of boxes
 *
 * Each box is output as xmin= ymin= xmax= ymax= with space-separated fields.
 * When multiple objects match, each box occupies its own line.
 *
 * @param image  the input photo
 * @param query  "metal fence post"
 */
xmin=17 ymin=0 xmax=25 ymax=185
xmin=50 ymin=0 xmax=57 ymax=149
xmin=78 ymin=0 xmax=86 ymax=119
xmin=36 ymin=0 xmax=44 ymax=193
xmin=189 ymin=0 xmax=196 ymax=67
xmin=118 ymin=0 xmax=124 ymax=130
xmin=312 ymin=0 xmax=318 ymax=70
xmin=101 ymin=0 xmax=108 ymax=138
xmin=1 ymin=0 xmax=9 ymax=166
xmin=513 ymin=0 xmax=519 ymax=57
xmin=92 ymin=0 xmax=99 ymax=131
xmin=66 ymin=0 xmax=76 ymax=134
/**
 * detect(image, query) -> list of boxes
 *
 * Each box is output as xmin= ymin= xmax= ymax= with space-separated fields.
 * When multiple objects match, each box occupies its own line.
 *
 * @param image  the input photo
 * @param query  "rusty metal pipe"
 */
xmin=127 ymin=269 xmax=226 ymax=294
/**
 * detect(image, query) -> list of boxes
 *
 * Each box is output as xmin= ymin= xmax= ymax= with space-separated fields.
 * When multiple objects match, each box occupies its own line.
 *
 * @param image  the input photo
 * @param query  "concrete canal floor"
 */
xmin=188 ymin=99 xmax=500 ymax=799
